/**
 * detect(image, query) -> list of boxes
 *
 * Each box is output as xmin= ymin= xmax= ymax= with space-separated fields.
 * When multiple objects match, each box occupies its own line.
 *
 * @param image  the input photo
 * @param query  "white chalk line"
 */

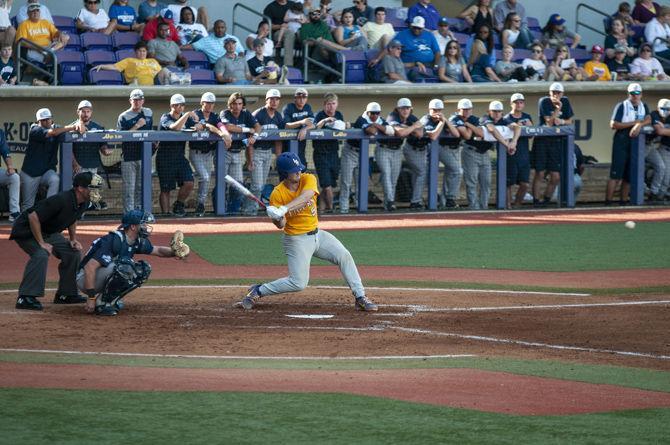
xmin=0 ymin=285 xmax=591 ymax=297
xmin=392 ymin=327 xmax=670 ymax=361
xmin=0 ymin=348 xmax=475 ymax=361
xmin=385 ymin=300 xmax=670 ymax=312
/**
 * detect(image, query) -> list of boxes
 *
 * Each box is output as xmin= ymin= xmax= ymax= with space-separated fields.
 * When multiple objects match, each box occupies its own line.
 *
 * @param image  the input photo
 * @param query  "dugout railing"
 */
xmin=62 ymin=124 xmax=625 ymax=216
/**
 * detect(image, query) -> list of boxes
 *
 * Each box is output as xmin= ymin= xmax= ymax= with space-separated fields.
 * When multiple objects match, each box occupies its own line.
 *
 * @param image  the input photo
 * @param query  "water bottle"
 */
xmin=242 ymin=138 xmax=249 ymax=147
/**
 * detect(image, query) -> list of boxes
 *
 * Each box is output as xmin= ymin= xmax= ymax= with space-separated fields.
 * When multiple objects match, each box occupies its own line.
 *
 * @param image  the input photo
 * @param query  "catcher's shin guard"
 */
xmin=100 ymin=259 xmax=152 ymax=308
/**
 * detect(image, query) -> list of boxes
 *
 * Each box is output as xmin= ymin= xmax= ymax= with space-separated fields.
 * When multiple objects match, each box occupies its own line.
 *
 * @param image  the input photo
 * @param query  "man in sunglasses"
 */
xmin=606 ymin=83 xmax=651 ymax=205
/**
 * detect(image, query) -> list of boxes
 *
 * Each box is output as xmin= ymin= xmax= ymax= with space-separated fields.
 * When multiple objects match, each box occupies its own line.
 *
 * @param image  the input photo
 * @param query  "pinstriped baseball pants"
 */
xmin=339 ymin=144 xmax=359 ymax=213
xmin=439 ymin=146 xmax=462 ymax=202
xmin=189 ymin=150 xmax=213 ymax=205
xmin=375 ymin=145 xmax=403 ymax=204
xmin=461 ymin=147 xmax=491 ymax=210
xmin=402 ymin=143 xmax=428 ymax=204
xmin=121 ymin=160 xmax=142 ymax=213
xmin=246 ymin=149 xmax=273 ymax=214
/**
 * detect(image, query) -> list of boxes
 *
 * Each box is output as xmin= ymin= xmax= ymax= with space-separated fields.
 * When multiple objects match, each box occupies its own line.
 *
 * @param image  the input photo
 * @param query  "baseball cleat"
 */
xmin=53 ymin=293 xmax=87 ymax=304
xmin=355 ymin=296 xmax=378 ymax=312
xmin=16 ymin=296 xmax=43 ymax=311
xmin=95 ymin=303 xmax=118 ymax=316
xmin=234 ymin=284 xmax=262 ymax=310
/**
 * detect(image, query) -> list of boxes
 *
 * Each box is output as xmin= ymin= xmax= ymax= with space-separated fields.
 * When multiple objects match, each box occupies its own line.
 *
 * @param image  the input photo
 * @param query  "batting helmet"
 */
xmin=276 ymin=152 xmax=305 ymax=180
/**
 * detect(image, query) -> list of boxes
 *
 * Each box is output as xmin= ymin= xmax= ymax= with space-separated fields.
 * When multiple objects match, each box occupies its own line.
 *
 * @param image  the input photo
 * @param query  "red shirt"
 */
xmin=142 ymin=18 xmax=180 ymax=44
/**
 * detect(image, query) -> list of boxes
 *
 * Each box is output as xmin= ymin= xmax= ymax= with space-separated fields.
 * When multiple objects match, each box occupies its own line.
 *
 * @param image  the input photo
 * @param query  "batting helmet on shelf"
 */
xmin=276 ymin=152 xmax=305 ymax=180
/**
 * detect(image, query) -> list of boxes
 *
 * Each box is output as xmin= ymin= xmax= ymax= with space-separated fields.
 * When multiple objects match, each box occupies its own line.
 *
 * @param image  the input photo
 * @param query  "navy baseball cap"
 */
xmin=276 ymin=152 xmax=305 ymax=178
xmin=438 ymin=17 xmax=449 ymax=26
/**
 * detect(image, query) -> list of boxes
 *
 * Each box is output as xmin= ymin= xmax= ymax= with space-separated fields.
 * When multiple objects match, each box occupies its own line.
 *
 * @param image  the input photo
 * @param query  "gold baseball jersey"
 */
xmin=269 ymin=173 xmax=320 ymax=235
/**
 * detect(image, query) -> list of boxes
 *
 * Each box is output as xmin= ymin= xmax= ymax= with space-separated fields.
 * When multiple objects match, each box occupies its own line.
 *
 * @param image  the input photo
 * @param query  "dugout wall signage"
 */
xmin=3 ymin=120 xmax=33 ymax=153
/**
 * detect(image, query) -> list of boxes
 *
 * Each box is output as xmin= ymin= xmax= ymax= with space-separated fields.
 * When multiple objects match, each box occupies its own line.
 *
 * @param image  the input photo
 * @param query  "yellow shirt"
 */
xmin=584 ymin=60 xmax=611 ymax=81
xmin=269 ymin=173 xmax=319 ymax=236
xmin=114 ymin=57 xmax=162 ymax=85
xmin=16 ymin=19 xmax=58 ymax=47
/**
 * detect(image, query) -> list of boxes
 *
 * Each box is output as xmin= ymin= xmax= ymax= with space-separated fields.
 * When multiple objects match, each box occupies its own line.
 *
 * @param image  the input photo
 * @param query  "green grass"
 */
xmin=187 ymin=222 xmax=670 ymax=272
xmin=0 ymin=389 xmax=668 ymax=444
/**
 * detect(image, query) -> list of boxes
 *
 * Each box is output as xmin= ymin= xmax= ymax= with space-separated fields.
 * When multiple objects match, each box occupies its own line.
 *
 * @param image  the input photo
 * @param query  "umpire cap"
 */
xmin=276 ymin=152 xmax=305 ymax=179
xmin=73 ymin=172 xmax=101 ymax=188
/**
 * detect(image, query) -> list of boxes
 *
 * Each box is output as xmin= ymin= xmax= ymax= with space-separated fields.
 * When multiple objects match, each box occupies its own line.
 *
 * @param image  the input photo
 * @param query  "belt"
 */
xmin=306 ymin=228 xmax=318 ymax=235
xmin=466 ymin=145 xmax=490 ymax=154
xmin=379 ymin=144 xmax=402 ymax=150
xmin=409 ymin=145 xmax=427 ymax=151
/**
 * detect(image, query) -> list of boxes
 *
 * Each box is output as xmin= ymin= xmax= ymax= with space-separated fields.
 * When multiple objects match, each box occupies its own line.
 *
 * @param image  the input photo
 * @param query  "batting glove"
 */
xmin=266 ymin=205 xmax=288 ymax=220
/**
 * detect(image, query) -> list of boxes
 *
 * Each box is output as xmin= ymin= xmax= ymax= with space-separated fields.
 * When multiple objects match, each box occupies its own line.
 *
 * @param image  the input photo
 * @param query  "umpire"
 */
xmin=10 ymin=172 xmax=103 ymax=311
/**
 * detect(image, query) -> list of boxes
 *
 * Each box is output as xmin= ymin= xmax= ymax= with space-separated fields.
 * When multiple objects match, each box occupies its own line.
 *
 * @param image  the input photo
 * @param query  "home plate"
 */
xmin=286 ymin=314 xmax=334 ymax=319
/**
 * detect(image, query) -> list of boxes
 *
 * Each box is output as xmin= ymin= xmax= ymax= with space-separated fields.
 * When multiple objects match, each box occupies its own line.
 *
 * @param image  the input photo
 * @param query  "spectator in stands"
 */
xmin=318 ymin=0 xmax=337 ymax=30
xmin=283 ymin=87 xmax=315 ymax=167
xmin=394 ymin=16 xmax=441 ymax=82
xmin=493 ymin=0 xmax=529 ymax=33
xmin=584 ymin=45 xmax=612 ymax=81
xmin=0 ymin=127 xmax=19 ymax=221
xmin=335 ymin=9 xmax=368 ymax=50
xmin=276 ymin=1 xmax=306 ymax=49
xmin=504 ymin=93 xmax=533 ymax=209
xmin=645 ymin=5 xmax=670 ymax=59
xmin=522 ymin=42 xmax=549 ymax=81
xmin=614 ymin=2 xmax=637 ymax=28
xmin=605 ymin=18 xmax=636 ymax=62
xmin=532 ymin=82 xmax=574 ymax=207
xmin=117 ymin=89 xmax=153 ymax=213
xmin=215 ymin=37 xmax=253 ymax=85
xmin=648 ymin=98 xmax=670 ymax=203
xmin=299 ymin=7 xmax=346 ymax=78
xmin=313 ymin=93 xmax=346 ymax=213
xmin=94 ymin=41 xmax=169 ymax=85
xmin=438 ymin=40 xmax=472 ymax=83
xmin=143 ymin=8 xmax=179 ymax=44
xmin=0 ymin=45 xmax=17 ymax=85
xmin=433 ymin=17 xmax=455 ymax=55
xmin=0 ymin=0 xmax=15 ymax=48
xmin=16 ymin=0 xmax=53 ymax=25
xmin=176 ymin=6 xmax=207 ymax=47
xmin=630 ymin=42 xmax=668 ymax=79
xmin=407 ymin=0 xmax=441 ymax=31
xmin=247 ymin=38 xmax=277 ymax=84
xmin=264 ymin=0 xmax=298 ymax=67
xmin=547 ymin=44 xmax=584 ymax=82
xmin=458 ymin=0 xmax=494 ymax=34
xmin=166 ymin=0 xmax=209 ymax=30
xmin=542 ymin=13 xmax=581 ymax=50
xmin=606 ymin=82 xmax=651 ymax=204
xmin=632 ymin=0 xmax=661 ymax=25
xmin=70 ymin=100 xmax=112 ymax=178
xmin=138 ymin=0 xmax=166 ymax=24
xmin=342 ymin=0 xmax=374 ymax=26
xmin=608 ymin=44 xmax=633 ymax=80
xmin=495 ymin=45 xmax=531 ymax=81
xmin=76 ymin=0 xmax=115 ymax=35
xmin=109 ymin=0 xmax=145 ymax=33
xmin=245 ymin=21 xmax=274 ymax=62
xmin=469 ymin=25 xmax=501 ymax=82
xmin=363 ymin=7 xmax=395 ymax=51
xmin=381 ymin=40 xmax=411 ymax=84
xmin=158 ymin=94 xmax=195 ymax=216
xmin=192 ymin=19 xmax=243 ymax=65
xmin=249 ymin=89 xmax=285 ymax=215
xmin=501 ymin=12 xmax=533 ymax=50
xmin=148 ymin=22 xmax=189 ymax=70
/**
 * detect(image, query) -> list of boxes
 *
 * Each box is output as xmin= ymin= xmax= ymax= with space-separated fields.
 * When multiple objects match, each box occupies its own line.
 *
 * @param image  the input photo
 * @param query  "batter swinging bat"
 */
xmin=224 ymin=175 xmax=267 ymax=209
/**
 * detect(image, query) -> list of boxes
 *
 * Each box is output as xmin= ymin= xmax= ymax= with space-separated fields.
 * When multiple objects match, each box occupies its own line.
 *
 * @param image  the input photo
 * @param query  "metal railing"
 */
xmin=302 ymin=41 xmax=345 ymax=84
xmin=575 ymin=3 xmax=609 ymax=38
xmin=231 ymin=3 xmax=272 ymax=48
xmin=16 ymin=37 xmax=57 ymax=85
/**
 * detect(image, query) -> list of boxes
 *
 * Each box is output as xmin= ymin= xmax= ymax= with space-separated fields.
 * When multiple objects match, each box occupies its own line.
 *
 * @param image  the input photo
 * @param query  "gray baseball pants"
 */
xmin=0 ymin=169 xmax=20 ymax=214
xmin=375 ymin=146 xmax=403 ymax=204
xmin=339 ymin=144 xmax=359 ymax=213
xmin=439 ymin=146 xmax=462 ymax=202
xmin=76 ymin=262 xmax=114 ymax=294
xmin=20 ymin=170 xmax=59 ymax=211
xmin=121 ymin=160 xmax=142 ymax=212
xmin=189 ymin=150 xmax=214 ymax=205
xmin=461 ymin=147 xmax=491 ymax=210
xmin=259 ymin=229 xmax=365 ymax=299
xmin=246 ymin=149 xmax=273 ymax=215
xmin=647 ymin=145 xmax=670 ymax=195
xmin=402 ymin=143 xmax=428 ymax=204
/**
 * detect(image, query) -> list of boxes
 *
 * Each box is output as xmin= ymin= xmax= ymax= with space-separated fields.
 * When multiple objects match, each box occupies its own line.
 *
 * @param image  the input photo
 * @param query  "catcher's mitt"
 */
xmin=170 ymin=230 xmax=190 ymax=259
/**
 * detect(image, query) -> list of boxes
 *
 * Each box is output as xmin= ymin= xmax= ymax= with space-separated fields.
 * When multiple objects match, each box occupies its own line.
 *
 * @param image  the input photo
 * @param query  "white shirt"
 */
xmin=176 ymin=22 xmax=208 ymax=46
xmin=167 ymin=4 xmax=198 ymax=23
xmin=245 ymin=33 xmax=274 ymax=60
xmin=362 ymin=22 xmax=395 ymax=49
xmin=644 ymin=17 xmax=670 ymax=53
xmin=0 ymin=0 xmax=10 ymax=28
xmin=522 ymin=58 xmax=546 ymax=76
xmin=76 ymin=8 xmax=111 ymax=30
xmin=432 ymin=30 xmax=454 ymax=55
xmin=16 ymin=4 xmax=54 ymax=25
xmin=629 ymin=56 xmax=665 ymax=77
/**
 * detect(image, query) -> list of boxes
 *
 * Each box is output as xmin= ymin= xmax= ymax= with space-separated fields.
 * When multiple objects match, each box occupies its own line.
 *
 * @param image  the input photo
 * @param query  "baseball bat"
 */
xmin=224 ymin=175 xmax=267 ymax=209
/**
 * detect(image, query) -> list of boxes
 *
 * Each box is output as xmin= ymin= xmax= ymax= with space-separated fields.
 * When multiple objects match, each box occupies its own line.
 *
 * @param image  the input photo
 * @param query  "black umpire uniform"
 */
xmin=10 ymin=173 xmax=95 ymax=310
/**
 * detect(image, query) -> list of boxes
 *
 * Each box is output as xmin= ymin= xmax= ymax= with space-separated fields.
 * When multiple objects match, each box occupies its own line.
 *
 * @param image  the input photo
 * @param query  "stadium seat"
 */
xmin=529 ymin=29 xmax=542 ymax=41
xmin=527 ymin=16 xmax=541 ymax=31
xmin=187 ymin=68 xmax=216 ymax=85
xmin=571 ymin=47 xmax=591 ymax=63
xmin=64 ymin=33 xmax=81 ymax=51
xmin=115 ymin=49 xmax=135 ymax=62
xmin=81 ymin=32 xmax=113 ymax=51
xmin=338 ymin=50 xmax=367 ymax=84
xmin=88 ymin=68 xmax=124 ymax=85
xmin=446 ymin=17 xmax=469 ymax=33
xmin=112 ymin=31 xmax=140 ymax=50
xmin=53 ymin=15 xmax=77 ymax=35
xmin=55 ymin=50 xmax=85 ymax=85
xmin=452 ymin=32 xmax=470 ymax=47
xmin=513 ymin=48 xmax=532 ymax=62
xmin=365 ymin=49 xmax=382 ymax=83
xmin=84 ymin=50 xmax=116 ymax=68
xmin=181 ymin=50 xmax=210 ymax=69
xmin=385 ymin=10 xmax=408 ymax=31
xmin=285 ymin=66 xmax=304 ymax=84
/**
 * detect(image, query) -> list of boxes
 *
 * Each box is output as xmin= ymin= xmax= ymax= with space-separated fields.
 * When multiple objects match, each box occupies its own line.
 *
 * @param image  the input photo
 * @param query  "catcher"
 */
xmin=76 ymin=210 xmax=190 ymax=316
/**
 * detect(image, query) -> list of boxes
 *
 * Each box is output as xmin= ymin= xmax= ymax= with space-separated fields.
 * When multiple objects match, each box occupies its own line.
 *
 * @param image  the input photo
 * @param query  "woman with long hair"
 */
xmin=604 ymin=18 xmax=636 ymax=61
xmin=541 ymin=13 xmax=581 ymax=49
xmin=176 ymin=6 xmax=207 ymax=47
xmin=546 ymin=44 xmax=585 ymax=81
xmin=458 ymin=0 xmax=493 ymax=34
xmin=501 ymin=12 xmax=532 ymax=49
xmin=334 ymin=9 xmax=368 ymax=50
xmin=438 ymin=40 xmax=472 ymax=83
xmin=469 ymin=24 xmax=501 ymax=82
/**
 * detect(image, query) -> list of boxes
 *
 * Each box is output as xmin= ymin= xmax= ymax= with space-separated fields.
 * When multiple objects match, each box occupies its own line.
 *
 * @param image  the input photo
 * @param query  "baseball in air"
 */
xmin=625 ymin=221 xmax=636 ymax=229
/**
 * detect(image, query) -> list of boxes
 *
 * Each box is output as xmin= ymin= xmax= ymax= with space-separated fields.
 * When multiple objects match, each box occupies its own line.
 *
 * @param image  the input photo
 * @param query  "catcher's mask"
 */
xmin=119 ymin=210 xmax=155 ymax=238
xmin=73 ymin=172 xmax=104 ymax=205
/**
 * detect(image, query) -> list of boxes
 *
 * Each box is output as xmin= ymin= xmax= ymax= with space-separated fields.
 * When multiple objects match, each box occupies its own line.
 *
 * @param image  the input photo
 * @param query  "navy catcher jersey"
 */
xmin=80 ymin=230 xmax=154 ymax=270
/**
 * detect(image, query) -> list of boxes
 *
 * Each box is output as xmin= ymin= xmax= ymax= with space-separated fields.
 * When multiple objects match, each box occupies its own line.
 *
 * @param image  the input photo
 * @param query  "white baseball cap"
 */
xmin=397 ymin=98 xmax=412 ymax=108
xmin=35 ymin=108 xmax=52 ymax=121
xmin=330 ymin=119 xmax=346 ymax=130
xmin=201 ymin=92 xmax=216 ymax=103
xmin=457 ymin=98 xmax=472 ymax=110
xmin=410 ymin=16 xmax=425 ymax=28
xmin=658 ymin=98 xmax=670 ymax=109
xmin=130 ymin=89 xmax=144 ymax=100
xmin=265 ymin=88 xmax=281 ymax=99
xmin=510 ymin=93 xmax=525 ymax=103
xmin=627 ymin=82 xmax=642 ymax=94
xmin=429 ymin=99 xmax=444 ymax=110
xmin=489 ymin=100 xmax=504 ymax=111
xmin=294 ymin=87 xmax=308 ymax=96
xmin=365 ymin=102 xmax=382 ymax=113
xmin=170 ymin=93 xmax=186 ymax=105
xmin=549 ymin=82 xmax=564 ymax=92
xmin=77 ymin=100 xmax=92 ymax=110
